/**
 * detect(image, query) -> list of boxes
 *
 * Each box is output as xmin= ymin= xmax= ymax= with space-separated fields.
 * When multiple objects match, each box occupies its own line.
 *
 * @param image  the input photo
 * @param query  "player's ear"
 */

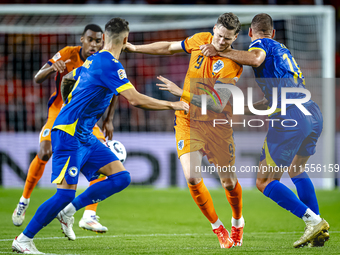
xmin=213 ymin=25 xmax=217 ymax=34
xmin=123 ymin=36 xmax=128 ymax=45
xmin=248 ymin=28 xmax=253 ymax=38
xmin=80 ymin=36 xmax=84 ymax=44
xmin=271 ymin=29 xmax=276 ymax=39
xmin=102 ymin=33 xmax=105 ymax=42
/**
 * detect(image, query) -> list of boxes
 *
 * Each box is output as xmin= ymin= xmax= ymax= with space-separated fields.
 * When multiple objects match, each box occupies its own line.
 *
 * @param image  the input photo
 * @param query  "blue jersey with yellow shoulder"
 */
xmin=53 ymin=50 xmax=134 ymax=142
xmin=248 ymin=38 xmax=306 ymax=108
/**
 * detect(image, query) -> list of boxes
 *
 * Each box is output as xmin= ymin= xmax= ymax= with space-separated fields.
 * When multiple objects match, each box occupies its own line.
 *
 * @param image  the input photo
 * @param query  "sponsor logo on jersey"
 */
xmin=213 ymin=60 xmax=224 ymax=73
xmin=42 ymin=129 xmax=50 ymax=137
xmin=178 ymin=140 xmax=184 ymax=150
xmin=68 ymin=167 xmax=78 ymax=177
xmin=118 ymin=69 xmax=127 ymax=80
xmin=52 ymin=52 xmax=61 ymax=62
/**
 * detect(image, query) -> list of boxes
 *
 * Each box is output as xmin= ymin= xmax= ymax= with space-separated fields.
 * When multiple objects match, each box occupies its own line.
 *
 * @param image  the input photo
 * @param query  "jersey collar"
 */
xmin=79 ymin=48 xmax=86 ymax=62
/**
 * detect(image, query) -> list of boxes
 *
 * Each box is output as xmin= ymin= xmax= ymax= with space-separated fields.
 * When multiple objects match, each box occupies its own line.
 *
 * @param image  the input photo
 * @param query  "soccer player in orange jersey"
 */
xmin=12 ymin=24 xmax=114 ymax=233
xmin=126 ymin=13 xmax=244 ymax=248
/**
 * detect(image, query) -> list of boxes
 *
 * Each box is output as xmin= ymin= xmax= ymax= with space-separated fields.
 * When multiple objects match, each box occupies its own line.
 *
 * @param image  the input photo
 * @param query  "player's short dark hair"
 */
xmin=251 ymin=13 xmax=273 ymax=33
xmin=216 ymin=13 xmax=241 ymax=35
xmin=105 ymin=18 xmax=130 ymax=36
xmin=82 ymin=24 xmax=103 ymax=36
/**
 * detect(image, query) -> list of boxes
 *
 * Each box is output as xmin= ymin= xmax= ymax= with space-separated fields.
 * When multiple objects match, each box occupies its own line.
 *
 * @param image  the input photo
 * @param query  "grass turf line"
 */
xmin=0 ymin=187 xmax=339 ymax=254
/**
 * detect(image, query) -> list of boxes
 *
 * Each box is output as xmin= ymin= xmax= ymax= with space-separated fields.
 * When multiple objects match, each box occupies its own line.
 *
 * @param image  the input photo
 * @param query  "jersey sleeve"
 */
xmin=181 ymin=33 xmax=203 ymax=54
xmin=47 ymin=47 xmax=72 ymax=66
xmin=72 ymin=66 xmax=83 ymax=81
xmin=248 ymin=39 xmax=267 ymax=56
xmin=101 ymin=60 xmax=134 ymax=95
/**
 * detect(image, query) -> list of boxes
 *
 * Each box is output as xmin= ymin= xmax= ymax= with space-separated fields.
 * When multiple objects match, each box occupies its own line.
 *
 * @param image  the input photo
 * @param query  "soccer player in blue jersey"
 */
xmin=200 ymin=13 xmax=329 ymax=248
xmin=12 ymin=17 xmax=189 ymax=254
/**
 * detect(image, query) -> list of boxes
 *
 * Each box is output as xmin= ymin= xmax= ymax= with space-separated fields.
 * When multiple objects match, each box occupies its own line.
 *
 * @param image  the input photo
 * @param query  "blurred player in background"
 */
xmin=12 ymin=24 xmax=112 ymax=234
xmin=126 ymin=13 xmax=244 ymax=248
xmin=200 ymin=13 xmax=330 ymax=248
xmin=12 ymin=17 xmax=188 ymax=254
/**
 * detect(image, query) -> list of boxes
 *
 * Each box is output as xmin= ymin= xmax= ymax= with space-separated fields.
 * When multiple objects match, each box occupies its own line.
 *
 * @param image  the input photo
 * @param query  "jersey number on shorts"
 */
xmin=195 ymin=55 xmax=204 ymax=69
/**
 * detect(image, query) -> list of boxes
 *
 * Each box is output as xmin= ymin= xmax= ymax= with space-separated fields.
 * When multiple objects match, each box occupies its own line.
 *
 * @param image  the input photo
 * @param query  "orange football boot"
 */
xmin=231 ymin=225 xmax=244 ymax=246
xmin=213 ymin=225 xmax=235 ymax=248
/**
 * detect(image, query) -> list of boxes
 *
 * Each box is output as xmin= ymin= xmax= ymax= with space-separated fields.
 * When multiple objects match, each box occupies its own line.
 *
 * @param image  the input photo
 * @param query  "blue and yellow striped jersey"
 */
xmin=248 ymin=38 xmax=306 ymax=107
xmin=53 ymin=50 xmax=134 ymax=141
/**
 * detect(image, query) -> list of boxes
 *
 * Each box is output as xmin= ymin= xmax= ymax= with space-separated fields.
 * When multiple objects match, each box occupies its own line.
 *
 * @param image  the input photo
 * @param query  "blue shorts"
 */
xmin=260 ymin=100 xmax=323 ymax=167
xmin=51 ymin=130 xmax=119 ymax=185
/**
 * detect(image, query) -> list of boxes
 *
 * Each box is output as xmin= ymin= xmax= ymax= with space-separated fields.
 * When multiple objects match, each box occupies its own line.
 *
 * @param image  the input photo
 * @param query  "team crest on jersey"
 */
xmin=118 ymin=69 xmax=127 ymax=80
xmin=213 ymin=60 xmax=224 ymax=73
xmin=42 ymin=129 xmax=50 ymax=137
xmin=52 ymin=52 xmax=61 ymax=62
xmin=68 ymin=167 xmax=78 ymax=177
xmin=178 ymin=140 xmax=184 ymax=150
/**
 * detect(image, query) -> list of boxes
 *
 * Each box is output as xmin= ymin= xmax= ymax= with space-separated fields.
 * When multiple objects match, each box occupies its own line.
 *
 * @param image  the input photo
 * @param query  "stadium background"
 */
xmin=0 ymin=1 xmax=339 ymax=191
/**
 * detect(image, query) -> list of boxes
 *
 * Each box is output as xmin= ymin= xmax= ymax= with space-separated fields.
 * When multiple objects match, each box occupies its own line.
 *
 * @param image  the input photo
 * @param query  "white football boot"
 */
xmin=12 ymin=236 xmax=44 ymax=254
xmin=56 ymin=209 xmax=76 ymax=240
xmin=12 ymin=201 xmax=29 ymax=227
xmin=79 ymin=215 xmax=108 ymax=233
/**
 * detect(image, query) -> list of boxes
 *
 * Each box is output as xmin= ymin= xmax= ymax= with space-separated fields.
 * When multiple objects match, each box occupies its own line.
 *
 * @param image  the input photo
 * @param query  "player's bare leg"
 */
xmin=12 ymin=140 xmax=51 ymax=227
xmin=256 ymin=159 xmax=329 ymax=248
xmin=288 ymin=155 xmax=329 ymax=247
xmin=180 ymin=151 xmax=234 ymax=248
xmin=218 ymin=170 xmax=244 ymax=246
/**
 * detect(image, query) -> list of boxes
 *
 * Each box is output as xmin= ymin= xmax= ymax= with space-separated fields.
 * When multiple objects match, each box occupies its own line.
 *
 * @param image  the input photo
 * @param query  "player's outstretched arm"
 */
xmin=125 ymin=41 xmax=184 ymax=55
xmin=244 ymin=97 xmax=269 ymax=115
xmin=200 ymin=44 xmax=265 ymax=67
xmin=34 ymin=59 xmax=71 ymax=84
xmin=157 ymin=75 xmax=231 ymax=114
xmin=60 ymin=71 xmax=76 ymax=102
xmin=120 ymin=87 xmax=189 ymax=112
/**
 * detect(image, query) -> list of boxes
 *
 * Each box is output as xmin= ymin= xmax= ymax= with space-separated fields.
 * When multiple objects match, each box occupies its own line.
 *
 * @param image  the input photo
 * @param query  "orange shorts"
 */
xmin=39 ymin=116 xmax=105 ymax=143
xmin=174 ymin=116 xmax=235 ymax=167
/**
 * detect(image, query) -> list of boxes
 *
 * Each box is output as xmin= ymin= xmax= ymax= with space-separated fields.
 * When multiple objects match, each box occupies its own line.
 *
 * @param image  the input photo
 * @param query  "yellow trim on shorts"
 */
xmin=53 ymin=119 xmax=78 ymax=136
xmin=116 ymin=82 xmax=134 ymax=93
xmin=248 ymin=47 xmax=267 ymax=56
xmin=264 ymin=138 xmax=277 ymax=167
xmin=52 ymin=157 xmax=70 ymax=184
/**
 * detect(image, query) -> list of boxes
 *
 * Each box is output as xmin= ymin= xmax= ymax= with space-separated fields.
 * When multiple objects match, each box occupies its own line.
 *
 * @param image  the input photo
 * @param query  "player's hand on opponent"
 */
xmin=200 ymin=44 xmax=218 ymax=57
xmin=51 ymin=59 xmax=71 ymax=73
xmin=102 ymin=120 xmax=114 ymax=140
xmin=156 ymin=75 xmax=183 ymax=97
xmin=124 ymin=42 xmax=136 ymax=52
xmin=170 ymin=101 xmax=189 ymax=113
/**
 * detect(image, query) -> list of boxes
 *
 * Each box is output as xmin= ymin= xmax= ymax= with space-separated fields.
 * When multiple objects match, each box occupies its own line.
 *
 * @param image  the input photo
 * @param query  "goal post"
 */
xmin=0 ymin=4 xmax=336 ymax=189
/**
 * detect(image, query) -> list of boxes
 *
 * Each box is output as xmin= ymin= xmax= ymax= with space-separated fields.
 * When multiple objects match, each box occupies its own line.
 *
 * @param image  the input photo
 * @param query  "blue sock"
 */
xmin=263 ymin=180 xmax=308 ymax=218
xmin=292 ymin=172 xmax=319 ymax=215
xmin=72 ymin=171 xmax=130 ymax=210
xmin=23 ymin=189 xmax=76 ymax=238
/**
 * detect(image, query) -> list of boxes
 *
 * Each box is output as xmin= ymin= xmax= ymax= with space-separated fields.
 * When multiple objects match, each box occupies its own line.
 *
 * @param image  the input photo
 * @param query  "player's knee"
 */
xmin=187 ymin=177 xmax=201 ymax=185
xmin=108 ymin=171 xmax=131 ymax=191
xmin=38 ymin=148 xmax=52 ymax=161
xmin=220 ymin=177 xmax=237 ymax=191
xmin=256 ymin=178 xmax=266 ymax=193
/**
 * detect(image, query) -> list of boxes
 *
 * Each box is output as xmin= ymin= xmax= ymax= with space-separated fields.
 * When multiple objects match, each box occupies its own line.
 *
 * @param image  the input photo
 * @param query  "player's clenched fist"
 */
xmin=124 ymin=42 xmax=136 ymax=52
xmin=51 ymin=59 xmax=71 ymax=73
xmin=171 ymin=101 xmax=189 ymax=113
xmin=200 ymin=44 xmax=218 ymax=57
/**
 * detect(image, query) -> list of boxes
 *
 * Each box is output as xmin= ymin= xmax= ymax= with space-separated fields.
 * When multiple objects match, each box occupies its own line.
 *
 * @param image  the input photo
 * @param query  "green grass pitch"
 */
xmin=0 ymin=187 xmax=339 ymax=254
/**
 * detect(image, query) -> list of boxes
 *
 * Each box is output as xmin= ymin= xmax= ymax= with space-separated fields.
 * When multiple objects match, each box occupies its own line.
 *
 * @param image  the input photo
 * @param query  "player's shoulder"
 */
xmin=191 ymin=32 xmax=212 ymax=44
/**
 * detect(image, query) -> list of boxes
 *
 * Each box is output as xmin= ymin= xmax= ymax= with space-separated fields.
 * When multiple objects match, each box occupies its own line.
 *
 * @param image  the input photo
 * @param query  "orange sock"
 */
xmin=22 ymin=155 xmax=47 ymax=199
xmin=85 ymin=176 xmax=107 ymax=212
xmin=225 ymin=181 xmax=243 ymax=220
xmin=188 ymin=180 xmax=218 ymax=223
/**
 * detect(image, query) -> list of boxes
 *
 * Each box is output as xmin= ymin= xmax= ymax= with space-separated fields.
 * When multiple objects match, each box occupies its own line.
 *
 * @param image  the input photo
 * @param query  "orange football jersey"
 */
xmin=176 ymin=32 xmax=243 ymax=121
